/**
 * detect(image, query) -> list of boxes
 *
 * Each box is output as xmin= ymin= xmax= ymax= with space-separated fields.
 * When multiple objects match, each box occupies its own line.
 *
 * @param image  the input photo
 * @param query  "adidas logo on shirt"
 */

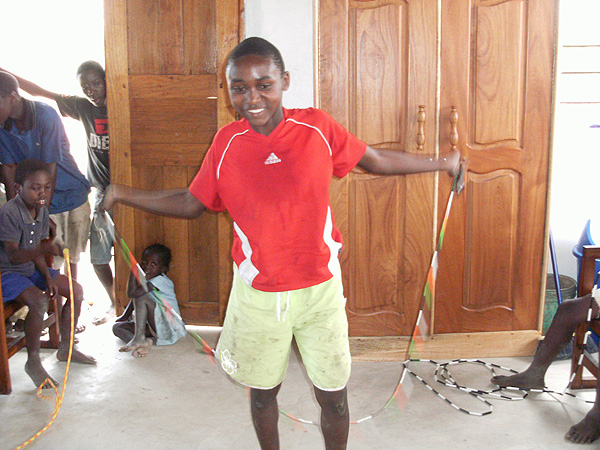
xmin=264 ymin=152 xmax=282 ymax=165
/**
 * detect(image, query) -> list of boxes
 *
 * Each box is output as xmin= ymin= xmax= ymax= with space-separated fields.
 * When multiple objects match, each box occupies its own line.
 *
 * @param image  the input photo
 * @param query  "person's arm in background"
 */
xmin=0 ymin=67 xmax=61 ymax=102
xmin=1 ymin=163 xmax=16 ymax=200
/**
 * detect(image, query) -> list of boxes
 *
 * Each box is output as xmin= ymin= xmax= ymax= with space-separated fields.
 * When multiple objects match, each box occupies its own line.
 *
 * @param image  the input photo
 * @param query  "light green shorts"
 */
xmin=50 ymin=201 xmax=92 ymax=268
xmin=217 ymin=269 xmax=351 ymax=391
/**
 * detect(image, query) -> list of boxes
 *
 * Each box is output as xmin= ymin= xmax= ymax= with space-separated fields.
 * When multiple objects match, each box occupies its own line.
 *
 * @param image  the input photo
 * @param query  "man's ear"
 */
xmin=8 ymin=91 xmax=20 ymax=111
xmin=14 ymin=183 xmax=21 ymax=195
xmin=282 ymin=71 xmax=290 ymax=92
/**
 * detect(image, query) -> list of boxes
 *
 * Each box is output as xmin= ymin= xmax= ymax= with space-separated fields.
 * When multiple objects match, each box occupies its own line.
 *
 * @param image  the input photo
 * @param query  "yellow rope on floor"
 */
xmin=12 ymin=249 xmax=75 ymax=450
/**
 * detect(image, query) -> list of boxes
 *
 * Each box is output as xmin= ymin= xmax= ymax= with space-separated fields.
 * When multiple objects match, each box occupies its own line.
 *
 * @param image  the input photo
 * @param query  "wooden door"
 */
xmin=435 ymin=0 xmax=555 ymax=333
xmin=318 ymin=0 xmax=556 ymax=339
xmin=318 ymin=0 xmax=440 ymax=336
xmin=104 ymin=0 xmax=242 ymax=325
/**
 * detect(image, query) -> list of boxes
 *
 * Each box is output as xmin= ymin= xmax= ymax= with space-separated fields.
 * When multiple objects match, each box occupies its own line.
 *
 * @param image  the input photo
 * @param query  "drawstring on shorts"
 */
xmin=276 ymin=291 xmax=291 ymax=322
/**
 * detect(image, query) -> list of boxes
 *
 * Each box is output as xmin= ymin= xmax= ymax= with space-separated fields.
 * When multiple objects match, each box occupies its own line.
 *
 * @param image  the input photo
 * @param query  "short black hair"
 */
xmin=0 ymin=71 xmax=19 ymax=98
xmin=226 ymin=37 xmax=286 ymax=75
xmin=76 ymin=61 xmax=105 ymax=80
xmin=143 ymin=243 xmax=172 ymax=269
xmin=15 ymin=159 xmax=50 ymax=185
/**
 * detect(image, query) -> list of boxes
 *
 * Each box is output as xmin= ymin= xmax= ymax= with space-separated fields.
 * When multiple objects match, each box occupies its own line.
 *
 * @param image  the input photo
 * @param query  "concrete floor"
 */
xmin=2 ymin=260 xmax=599 ymax=450
xmin=1 ymin=318 xmax=599 ymax=450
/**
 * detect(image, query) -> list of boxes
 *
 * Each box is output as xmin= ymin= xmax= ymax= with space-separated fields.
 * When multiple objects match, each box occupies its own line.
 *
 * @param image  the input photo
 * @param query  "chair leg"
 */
xmin=0 ymin=300 xmax=12 ymax=394
xmin=571 ymin=323 xmax=587 ymax=389
xmin=570 ymin=322 xmax=599 ymax=389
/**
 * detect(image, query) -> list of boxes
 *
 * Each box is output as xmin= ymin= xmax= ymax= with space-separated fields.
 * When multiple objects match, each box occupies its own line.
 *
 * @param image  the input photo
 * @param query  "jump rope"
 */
xmin=14 ymin=169 xmax=597 ymax=448
xmin=104 ymin=168 xmax=597 ymax=426
xmin=278 ymin=165 xmax=597 ymax=425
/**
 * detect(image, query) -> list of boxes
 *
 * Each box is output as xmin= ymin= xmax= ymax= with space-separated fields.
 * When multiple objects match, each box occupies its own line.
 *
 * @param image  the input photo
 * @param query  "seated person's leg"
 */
xmin=113 ymin=321 xmax=135 ymax=343
xmin=21 ymin=287 xmax=55 ymax=388
xmin=53 ymin=274 xmax=96 ymax=365
xmin=119 ymin=295 xmax=154 ymax=357
xmin=2 ymin=271 xmax=55 ymax=388
xmin=493 ymin=294 xmax=599 ymax=389
xmin=566 ymin=394 xmax=600 ymax=444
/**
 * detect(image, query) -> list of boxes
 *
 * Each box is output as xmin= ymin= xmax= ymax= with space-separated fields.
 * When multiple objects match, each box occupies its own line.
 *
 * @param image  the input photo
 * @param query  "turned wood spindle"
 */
xmin=450 ymin=106 xmax=458 ymax=152
xmin=417 ymin=105 xmax=426 ymax=151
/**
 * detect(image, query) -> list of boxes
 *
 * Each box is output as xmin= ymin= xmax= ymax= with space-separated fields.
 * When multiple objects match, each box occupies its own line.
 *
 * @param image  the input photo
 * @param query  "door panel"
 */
xmin=319 ymin=0 xmax=439 ymax=336
xmin=318 ymin=0 xmax=555 ymax=337
xmin=104 ymin=0 xmax=241 ymax=324
xmin=435 ymin=0 xmax=555 ymax=333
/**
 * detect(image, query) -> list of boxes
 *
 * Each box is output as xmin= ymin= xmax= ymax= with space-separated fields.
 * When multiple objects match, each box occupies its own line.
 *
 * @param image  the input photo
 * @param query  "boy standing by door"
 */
xmin=103 ymin=37 xmax=463 ymax=450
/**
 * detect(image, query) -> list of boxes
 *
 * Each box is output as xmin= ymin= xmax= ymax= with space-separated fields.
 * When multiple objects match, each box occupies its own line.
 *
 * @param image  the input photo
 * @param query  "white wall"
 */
xmin=2 ymin=0 xmax=105 ymax=173
xmin=550 ymin=0 xmax=600 ymax=280
xmin=244 ymin=0 xmax=314 ymax=108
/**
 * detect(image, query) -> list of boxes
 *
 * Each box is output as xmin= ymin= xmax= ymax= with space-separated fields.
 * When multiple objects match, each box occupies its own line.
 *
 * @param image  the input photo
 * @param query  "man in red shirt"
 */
xmin=104 ymin=37 xmax=462 ymax=450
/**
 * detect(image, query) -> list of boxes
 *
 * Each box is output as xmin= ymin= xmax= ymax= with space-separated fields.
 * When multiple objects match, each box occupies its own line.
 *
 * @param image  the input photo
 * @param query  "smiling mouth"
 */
xmin=248 ymin=108 xmax=265 ymax=115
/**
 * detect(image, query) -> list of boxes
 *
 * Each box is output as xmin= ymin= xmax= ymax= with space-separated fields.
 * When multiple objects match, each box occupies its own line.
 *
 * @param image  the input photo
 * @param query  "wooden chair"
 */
xmin=0 ymin=271 xmax=61 ymax=394
xmin=570 ymin=245 xmax=600 ymax=389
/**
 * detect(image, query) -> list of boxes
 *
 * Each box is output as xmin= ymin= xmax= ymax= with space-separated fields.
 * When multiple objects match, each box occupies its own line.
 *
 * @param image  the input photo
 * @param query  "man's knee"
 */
xmin=315 ymin=387 xmax=348 ymax=416
xmin=23 ymin=290 xmax=50 ymax=317
xmin=330 ymin=398 xmax=347 ymax=416
xmin=556 ymin=295 xmax=591 ymax=323
xmin=73 ymin=281 xmax=84 ymax=302
xmin=251 ymin=386 xmax=280 ymax=410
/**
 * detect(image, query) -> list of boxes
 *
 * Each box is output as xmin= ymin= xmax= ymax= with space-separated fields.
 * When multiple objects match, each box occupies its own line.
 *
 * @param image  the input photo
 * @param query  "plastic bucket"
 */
xmin=543 ymin=273 xmax=577 ymax=333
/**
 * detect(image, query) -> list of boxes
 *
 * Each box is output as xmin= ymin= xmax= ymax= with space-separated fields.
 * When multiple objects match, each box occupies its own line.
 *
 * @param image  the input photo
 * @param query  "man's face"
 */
xmin=78 ymin=70 xmax=106 ymax=107
xmin=226 ymin=54 xmax=289 ymax=136
xmin=0 ymin=92 xmax=17 ymax=123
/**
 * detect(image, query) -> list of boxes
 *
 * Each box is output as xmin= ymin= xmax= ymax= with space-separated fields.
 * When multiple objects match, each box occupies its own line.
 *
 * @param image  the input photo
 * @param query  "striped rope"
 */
xmin=12 ymin=249 xmax=75 ymax=450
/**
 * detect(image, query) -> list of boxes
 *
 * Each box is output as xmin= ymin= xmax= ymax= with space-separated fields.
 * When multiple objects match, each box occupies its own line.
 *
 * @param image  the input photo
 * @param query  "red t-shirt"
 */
xmin=189 ymin=108 xmax=366 ymax=292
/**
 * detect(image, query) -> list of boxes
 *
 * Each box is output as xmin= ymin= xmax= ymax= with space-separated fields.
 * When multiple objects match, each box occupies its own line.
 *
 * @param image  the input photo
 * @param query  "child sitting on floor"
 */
xmin=0 ymin=159 xmax=96 ymax=388
xmin=112 ymin=243 xmax=186 ymax=357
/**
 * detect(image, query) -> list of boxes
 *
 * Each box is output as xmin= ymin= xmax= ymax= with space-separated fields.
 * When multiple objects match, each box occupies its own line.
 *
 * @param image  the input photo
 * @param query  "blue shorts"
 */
xmin=1 ymin=269 xmax=60 ymax=302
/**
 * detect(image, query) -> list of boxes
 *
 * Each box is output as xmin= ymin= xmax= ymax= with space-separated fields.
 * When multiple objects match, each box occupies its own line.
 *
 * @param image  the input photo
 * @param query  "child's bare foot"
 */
xmin=119 ymin=337 xmax=142 ymax=352
xmin=92 ymin=307 xmax=116 ymax=325
xmin=131 ymin=338 xmax=153 ymax=358
xmin=24 ymin=360 xmax=57 ymax=389
xmin=491 ymin=370 xmax=545 ymax=390
xmin=565 ymin=406 xmax=600 ymax=444
xmin=57 ymin=345 xmax=96 ymax=365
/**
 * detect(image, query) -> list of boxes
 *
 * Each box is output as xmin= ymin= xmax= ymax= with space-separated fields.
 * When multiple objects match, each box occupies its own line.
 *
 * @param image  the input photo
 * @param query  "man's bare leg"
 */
xmin=19 ymin=287 xmax=56 ymax=388
xmin=92 ymin=263 xmax=116 ymax=325
xmin=314 ymin=386 xmax=349 ymax=450
xmin=492 ymin=295 xmax=597 ymax=390
xmin=251 ymin=384 xmax=282 ymax=450
xmin=53 ymin=275 xmax=96 ymax=365
xmin=565 ymin=362 xmax=600 ymax=444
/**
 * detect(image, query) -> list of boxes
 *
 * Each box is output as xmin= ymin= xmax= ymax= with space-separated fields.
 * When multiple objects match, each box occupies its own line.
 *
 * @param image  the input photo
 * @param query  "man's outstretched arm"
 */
xmin=103 ymin=184 xmax=206 ymax=219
